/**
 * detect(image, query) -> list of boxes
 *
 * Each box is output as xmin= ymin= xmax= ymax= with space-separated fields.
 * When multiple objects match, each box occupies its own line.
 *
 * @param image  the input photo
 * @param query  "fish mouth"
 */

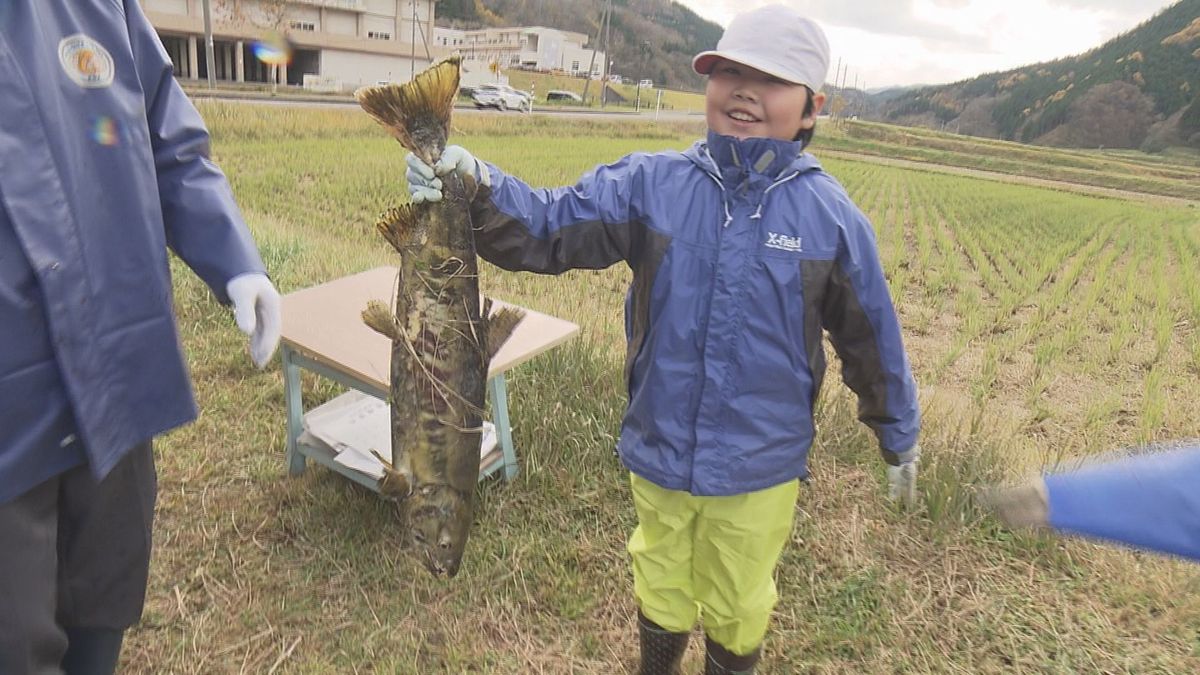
xmin=419 ymin=548 xmax=460 ymax=578
xmin=424 ymin=559 xmax=459 ymax=578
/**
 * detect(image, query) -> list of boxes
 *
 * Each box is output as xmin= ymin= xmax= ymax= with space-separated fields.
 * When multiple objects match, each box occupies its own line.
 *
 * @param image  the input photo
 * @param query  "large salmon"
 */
xmin=355 ymin=57 xmax=522 ymax=578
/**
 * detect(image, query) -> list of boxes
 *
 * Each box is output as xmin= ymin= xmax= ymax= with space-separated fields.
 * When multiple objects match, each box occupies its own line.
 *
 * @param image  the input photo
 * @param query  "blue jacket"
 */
xmin=1046 ymin=445 xmax=1200 ymax=561
xmin=0 ymin=0 xmax=265 ymax=503
xmin=471 ymin=131 xmax=920 ymax=496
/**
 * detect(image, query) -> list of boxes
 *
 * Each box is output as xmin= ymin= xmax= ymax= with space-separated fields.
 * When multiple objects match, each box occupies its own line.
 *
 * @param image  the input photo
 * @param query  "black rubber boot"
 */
xmin=704 ymin=635 xmax=760 ymax=675
xmin=61 ymin=627 xmax=125 ymax=675
xmin=638 ymin=611 xmax=689 ymax=675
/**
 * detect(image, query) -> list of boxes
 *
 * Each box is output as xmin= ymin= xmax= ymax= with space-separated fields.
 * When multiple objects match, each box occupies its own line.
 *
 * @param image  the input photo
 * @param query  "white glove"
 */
xmin=405 ymin=145 xmax=490 ymax=204
xmin=886 ymin=459 xmax=919 ymax=506
xmin=226 ymin=273 xmax=282 ymax=368
xmin=982 ymin=479 xmax=1049 ymax=529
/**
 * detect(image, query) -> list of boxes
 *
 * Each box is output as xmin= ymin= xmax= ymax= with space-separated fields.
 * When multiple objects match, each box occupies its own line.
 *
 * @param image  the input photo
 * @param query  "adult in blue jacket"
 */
xmin=0 ymin=2 xmax=280 ymax=672
xmin=408 ymin=7 xmax=920 ymax=672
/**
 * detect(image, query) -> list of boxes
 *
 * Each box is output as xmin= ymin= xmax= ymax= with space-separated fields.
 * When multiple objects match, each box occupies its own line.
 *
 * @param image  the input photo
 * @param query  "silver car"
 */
xmin=471 ymin=84 xmax=530 ymax=112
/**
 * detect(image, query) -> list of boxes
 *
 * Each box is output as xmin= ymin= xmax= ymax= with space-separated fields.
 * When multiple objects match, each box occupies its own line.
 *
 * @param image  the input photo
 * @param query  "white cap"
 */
xmin=692 ymin=5 xmax=830 ymax=91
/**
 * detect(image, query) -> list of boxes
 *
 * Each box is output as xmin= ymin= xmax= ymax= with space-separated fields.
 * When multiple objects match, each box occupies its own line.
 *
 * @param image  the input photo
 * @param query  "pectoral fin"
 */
xmin=371 ymin=449 xmax=413 ymax=499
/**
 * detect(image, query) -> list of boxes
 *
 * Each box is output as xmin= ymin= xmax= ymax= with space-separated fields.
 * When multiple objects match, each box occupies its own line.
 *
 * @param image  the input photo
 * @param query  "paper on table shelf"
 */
xmin=302 ymin=390 xmax=497 ymax=480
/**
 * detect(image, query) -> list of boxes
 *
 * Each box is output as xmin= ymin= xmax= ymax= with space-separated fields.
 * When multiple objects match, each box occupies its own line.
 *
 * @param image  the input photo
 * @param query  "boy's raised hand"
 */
xmin=405 ymin=146 xmax=490 ymax=204
xmin=405 ymin=152 xmax=443 ymax=203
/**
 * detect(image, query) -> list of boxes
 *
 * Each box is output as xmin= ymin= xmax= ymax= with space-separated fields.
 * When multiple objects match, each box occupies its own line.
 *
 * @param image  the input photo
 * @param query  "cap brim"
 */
xmin=691 ymin=52 xmax=723 ymax=76
xmin=691 ymin=50 xmax=812 ymax=88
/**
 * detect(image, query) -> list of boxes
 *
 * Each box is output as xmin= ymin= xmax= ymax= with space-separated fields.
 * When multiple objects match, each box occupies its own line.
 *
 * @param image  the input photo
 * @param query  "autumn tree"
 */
xmin=1060 ymin=81 xmax=1157 ymax=148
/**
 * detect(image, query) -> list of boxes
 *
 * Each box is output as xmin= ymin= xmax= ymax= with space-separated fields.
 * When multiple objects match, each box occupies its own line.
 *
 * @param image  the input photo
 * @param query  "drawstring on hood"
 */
xmin=687 ymin=131 xmax=820 ymax=227
xmin=702 ymin=145 xmax=736 ymax=227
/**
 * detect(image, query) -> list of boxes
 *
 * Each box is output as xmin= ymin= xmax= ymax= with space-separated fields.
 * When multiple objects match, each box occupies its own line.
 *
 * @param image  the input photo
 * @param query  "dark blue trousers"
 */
xmin=0 ymin=443 xmax=155 ymax=675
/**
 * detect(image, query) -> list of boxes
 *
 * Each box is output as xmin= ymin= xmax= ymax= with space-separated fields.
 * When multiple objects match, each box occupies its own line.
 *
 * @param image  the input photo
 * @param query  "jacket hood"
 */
xmin=683 ymin=131 xmax=824 ymax=224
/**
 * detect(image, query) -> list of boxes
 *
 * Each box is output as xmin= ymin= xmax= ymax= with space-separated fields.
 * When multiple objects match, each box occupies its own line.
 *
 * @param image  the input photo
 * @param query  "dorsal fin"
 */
xmin=486 ymin=307 xmax=524 ymax=362
xmin=375 ymin=204 xmax=426 ymax=254
xmin=362 ymin=300 xmax=401 ymax=341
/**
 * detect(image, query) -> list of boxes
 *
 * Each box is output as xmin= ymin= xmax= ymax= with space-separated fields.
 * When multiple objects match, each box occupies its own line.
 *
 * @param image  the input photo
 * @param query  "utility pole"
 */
xmin=839 ymin=65 xmax=849 ymax=126
xmin=410 ymin=1 xmax=418 ymax=80
xmin=602 ymin=0 xmax=612 ymax=106
xmin=585 ymin=0 xmax=614 ymax=104
xmin=202 ymin=0 xmax=215 ymax=88
xmin=851 ymin=73 xmax=857 ymax=119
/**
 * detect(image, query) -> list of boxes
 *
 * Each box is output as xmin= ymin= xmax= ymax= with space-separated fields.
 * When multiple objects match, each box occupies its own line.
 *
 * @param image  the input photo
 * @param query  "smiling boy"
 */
xmin=406 ymin=6 xmax=920 ymax=673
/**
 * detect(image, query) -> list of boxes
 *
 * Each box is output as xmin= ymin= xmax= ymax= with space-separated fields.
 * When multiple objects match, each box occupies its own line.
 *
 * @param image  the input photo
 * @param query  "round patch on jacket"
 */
xmin=58 ymin=34 xmax=115 ymax=88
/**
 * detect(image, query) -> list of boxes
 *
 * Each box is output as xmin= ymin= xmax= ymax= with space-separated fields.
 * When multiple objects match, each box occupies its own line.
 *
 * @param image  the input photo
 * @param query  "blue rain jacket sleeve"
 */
xmin=125 ymin=0 xmax=265 ymax=301
xmin=820 ymin=196 xmax=920 ymax=464
xmin=469 ymin=156 xmax=652 ymax=273
xmin=1045 ymin=446 xmax=1200 ymax=561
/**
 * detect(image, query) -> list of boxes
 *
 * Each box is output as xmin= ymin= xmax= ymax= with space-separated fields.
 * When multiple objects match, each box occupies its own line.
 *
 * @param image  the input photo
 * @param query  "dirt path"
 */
xmin=818 ymin=149 xmax=1199 ymax=208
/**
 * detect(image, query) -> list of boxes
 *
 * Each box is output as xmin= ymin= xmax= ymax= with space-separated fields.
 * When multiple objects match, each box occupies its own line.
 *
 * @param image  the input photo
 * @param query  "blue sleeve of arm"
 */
xmin=470 ymin=155 xmax=643 ymax=274
xmin=125 ymin=0 xmax=265 ymax=304
xmin=821 ymin=204 xmax=920 ymax=463
xmin=1046 ymin=446 xmax=1200 ymax=562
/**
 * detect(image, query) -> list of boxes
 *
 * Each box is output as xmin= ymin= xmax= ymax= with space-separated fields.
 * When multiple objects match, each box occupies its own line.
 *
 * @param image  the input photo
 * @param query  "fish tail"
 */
xmin=486 ymin=307 xmax=525 ymax=361
xmin=354 ymin=56 xmax=461 ymax=164
xmin=362 ymin=300 xmax=401 ymax=341
xmin=375 ymin=204 xmax=423 ymax=254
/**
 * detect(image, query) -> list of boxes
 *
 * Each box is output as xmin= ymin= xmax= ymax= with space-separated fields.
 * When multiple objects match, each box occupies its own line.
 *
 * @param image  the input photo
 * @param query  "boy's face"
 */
xmin=704 ymin=58 xmax=826 ymax=142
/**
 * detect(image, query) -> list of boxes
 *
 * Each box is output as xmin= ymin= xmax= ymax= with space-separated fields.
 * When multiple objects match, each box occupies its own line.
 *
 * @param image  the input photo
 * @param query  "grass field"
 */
xmin=821 ymin=120 xmax=1200 ymax=202
xmin=124 ymin=102 xmax=1200 ymax=673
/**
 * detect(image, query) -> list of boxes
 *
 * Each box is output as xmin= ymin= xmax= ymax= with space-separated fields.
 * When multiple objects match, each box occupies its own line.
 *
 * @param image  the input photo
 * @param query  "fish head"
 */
xmin=407 ymin=485 xmax=471 ymax=578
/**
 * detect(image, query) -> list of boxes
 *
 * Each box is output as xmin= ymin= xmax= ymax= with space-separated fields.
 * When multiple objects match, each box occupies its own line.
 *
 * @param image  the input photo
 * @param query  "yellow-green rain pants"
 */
xmin=627 ymin=473 xmax=799 ymax=656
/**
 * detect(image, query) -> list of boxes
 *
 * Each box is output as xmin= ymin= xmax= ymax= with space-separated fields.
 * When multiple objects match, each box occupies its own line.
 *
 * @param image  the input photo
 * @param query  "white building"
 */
xmin=433 ymin=25 xmax=606 ymax=80
xmin=145 ymin=0 xmax=454 ymax=91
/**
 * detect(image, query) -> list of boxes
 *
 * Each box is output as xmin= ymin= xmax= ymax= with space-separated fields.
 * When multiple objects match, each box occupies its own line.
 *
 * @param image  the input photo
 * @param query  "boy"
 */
xmin=407 ymin=6 xmax=920 ymax=673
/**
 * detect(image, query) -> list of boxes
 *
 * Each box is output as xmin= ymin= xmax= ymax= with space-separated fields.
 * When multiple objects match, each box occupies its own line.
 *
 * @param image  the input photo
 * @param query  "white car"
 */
xmin=471 ymin=84 xmax=530 ymax=112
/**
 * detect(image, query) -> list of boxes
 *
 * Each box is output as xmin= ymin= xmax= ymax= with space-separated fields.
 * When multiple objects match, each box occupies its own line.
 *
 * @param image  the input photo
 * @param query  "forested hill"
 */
xmin=877 ymin=0 xmax=1200 ymax=150
xmin=435 ymin=0 xmax=722 ymax=92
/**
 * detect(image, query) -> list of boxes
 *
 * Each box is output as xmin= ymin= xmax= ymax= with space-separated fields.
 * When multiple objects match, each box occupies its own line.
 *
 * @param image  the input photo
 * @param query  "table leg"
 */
xmin=282 ymin=346 xmax=306 ymax=476
xmin=488 ymin=374 xmax=519 ymax=480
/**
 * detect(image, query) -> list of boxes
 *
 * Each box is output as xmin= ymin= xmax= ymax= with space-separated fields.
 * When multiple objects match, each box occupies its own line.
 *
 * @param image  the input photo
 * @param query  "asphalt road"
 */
xmin=188 ymin=92 xmax=703 ymax=122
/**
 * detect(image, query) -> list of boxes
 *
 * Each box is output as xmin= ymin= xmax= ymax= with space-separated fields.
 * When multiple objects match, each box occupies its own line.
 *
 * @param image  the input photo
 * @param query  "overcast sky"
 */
xmin=674 ymin=0 xmax=1180 ymax=89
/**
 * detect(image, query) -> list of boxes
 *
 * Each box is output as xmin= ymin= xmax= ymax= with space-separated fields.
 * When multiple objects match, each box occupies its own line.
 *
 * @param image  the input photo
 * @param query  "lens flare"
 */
xmin=91 ymin=116 xmax=118 ymax=146
xmin=252 ymin=31 xmax=293 ymax=66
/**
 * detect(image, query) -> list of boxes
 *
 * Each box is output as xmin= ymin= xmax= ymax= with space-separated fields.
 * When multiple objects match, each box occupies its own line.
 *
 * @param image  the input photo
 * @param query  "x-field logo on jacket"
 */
xmin=765 ymin=232 xmax=803 ymax=253
xmin=59 ymin=34 xmax=115 ymax=88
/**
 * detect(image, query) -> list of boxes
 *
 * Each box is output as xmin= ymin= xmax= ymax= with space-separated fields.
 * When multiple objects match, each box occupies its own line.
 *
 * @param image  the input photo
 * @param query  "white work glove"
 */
xmin=886 ymin=457 xmax=919 ymax=507
xmin=405 ymin=145 xmax=490 ymax=204
xmin=982 ymin=478 xmax=1049 ymax=529
xmin=226 ymin=273 xmax=282 ymax=368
